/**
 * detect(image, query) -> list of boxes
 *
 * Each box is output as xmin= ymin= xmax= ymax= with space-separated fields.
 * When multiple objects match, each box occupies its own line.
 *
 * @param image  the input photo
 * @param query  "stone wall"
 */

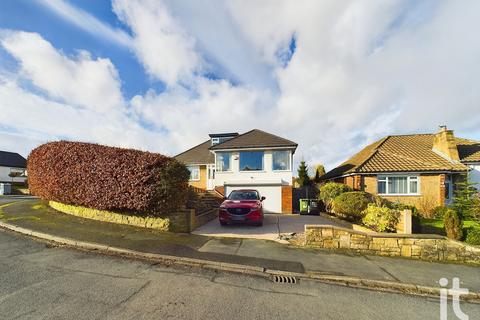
xmin=304 ymin=225 xmax=480 ymax=265
xmin=49 ymin=201 xmax=217 ymax=233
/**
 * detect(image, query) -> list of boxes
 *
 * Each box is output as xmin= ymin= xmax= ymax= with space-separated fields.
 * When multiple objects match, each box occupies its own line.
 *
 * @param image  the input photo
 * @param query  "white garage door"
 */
xmin=225 ymin=185 xmax=282 ymax=213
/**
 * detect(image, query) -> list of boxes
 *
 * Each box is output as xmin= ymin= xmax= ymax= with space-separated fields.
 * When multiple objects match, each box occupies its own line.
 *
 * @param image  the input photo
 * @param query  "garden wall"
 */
xmin=50 ymin=201 xmax=217 ymax=233
xmin=304 ymin=225 xmax=480 ymax=264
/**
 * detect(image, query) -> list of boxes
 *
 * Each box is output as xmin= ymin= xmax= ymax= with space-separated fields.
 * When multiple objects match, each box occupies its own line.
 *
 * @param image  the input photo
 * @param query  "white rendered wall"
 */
xmin=0 ymin=166 xmax=27 ymax=183
xmin=214 ymin=150 xmax=293 ymax=187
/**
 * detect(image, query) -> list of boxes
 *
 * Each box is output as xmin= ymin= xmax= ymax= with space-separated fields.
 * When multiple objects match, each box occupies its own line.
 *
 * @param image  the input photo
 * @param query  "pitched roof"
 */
xmin=455 ymin=138 xmax=480 ymax=162
xmin=210 ymin=129 xmax=298 ymax=150
xmin=174 ymin=140 xmax=214 ymax=165
xmin=0 ymin=151 xmax=27 ymax=168
xmin=322 ymin=134 xmax=472 ymax=180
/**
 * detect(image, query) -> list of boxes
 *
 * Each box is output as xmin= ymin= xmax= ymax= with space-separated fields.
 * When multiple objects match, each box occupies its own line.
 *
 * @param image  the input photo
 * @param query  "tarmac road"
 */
xmin=0 ymin=229 xmax=478 ymax=320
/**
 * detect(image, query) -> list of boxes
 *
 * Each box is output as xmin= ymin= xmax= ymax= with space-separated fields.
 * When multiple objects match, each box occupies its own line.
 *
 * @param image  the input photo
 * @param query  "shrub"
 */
xmin=362 ymin=204 xmax=400 ymax=233
xmin=443 ymin=209 xmax=463 ymax=240
xmin=28 ymin=141 xmax=190 ymax=216
xmin=465 ymin=228 xmax=480 ymax=246
xmin=319 ymin=182 xmax=352 ymax=212
xmin=417 ymin=195 xmax=437 ymax=218
xmin=431 ymin=206 xmax=449 ymax=219
xmin=331 ymin=191 xmax=373 ymax=221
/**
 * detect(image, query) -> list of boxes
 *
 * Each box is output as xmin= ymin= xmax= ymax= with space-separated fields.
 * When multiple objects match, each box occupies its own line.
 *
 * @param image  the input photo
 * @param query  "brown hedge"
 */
xmin=27 ymin=141 xmax=190 ymax=216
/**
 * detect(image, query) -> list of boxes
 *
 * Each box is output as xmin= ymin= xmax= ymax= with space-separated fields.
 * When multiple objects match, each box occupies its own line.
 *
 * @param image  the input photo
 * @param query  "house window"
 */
xmin=216 ymin=152 xmax=231 ymax=172
xmin=377 ymin=175 xmax=419 ymax=195
xmin=187 ymin=166 xmax=200 ymax=181
xmin=272 ymin=151 xmax=291 ymax=171
xmin=240 ymin=151 xmax=264 ymax=171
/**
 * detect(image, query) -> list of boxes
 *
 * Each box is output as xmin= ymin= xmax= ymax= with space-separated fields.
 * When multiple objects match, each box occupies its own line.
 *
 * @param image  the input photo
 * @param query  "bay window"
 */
xmin=272 ymin=151 xmax=291 ymax=171
xmin=216 ymin=152 xmax=231 ymax=172
xmin=239 ymin=151 xmax=264 ymax=171
xmin=377 ymin=175 xmax=419 ymax=195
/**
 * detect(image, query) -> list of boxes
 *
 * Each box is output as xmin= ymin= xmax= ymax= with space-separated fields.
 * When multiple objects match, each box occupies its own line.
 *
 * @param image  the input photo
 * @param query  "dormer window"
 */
xmin=209 ymin=132 xmax=239 ymax=146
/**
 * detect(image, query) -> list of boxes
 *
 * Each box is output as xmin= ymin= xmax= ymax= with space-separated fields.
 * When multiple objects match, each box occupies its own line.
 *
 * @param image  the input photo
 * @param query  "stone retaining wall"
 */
xmin=49 ymin=201 xmax=217 ymax=233
xmin=304 ymin=225 xmax=480 ymax=264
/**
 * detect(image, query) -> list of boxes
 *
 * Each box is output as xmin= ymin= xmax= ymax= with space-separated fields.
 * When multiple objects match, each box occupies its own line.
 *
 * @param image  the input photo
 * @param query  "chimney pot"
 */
xmin=439 ymin=125 xmax=447 ymax=132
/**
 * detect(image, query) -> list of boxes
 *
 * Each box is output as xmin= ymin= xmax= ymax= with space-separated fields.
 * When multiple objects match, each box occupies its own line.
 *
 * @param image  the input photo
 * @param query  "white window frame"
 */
xmin=377 ymin=175 xmax=420 ymax=196
xmin=272 ymin=150 xmax=292 ymax=171
xmin=216 ymin=152 xmax=232 ymax=172
xmin=239 ymin=151 xmax=264 ymax=172
xmin=187 ymin=165 xmax=200 ymax=181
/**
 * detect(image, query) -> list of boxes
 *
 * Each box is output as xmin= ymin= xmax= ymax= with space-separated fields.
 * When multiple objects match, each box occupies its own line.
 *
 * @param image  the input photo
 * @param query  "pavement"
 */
xmin=1 ymin=198 xmax=480 ymax=295
xmin=193 ymin=213 xmax=340 ymax=241
xmin=3 ymin=230 xmax=479 ymax=319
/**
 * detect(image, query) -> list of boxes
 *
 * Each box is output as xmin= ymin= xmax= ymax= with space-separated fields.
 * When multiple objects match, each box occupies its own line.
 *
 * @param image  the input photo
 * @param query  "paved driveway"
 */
xmin=192 ymin=214 xmax=340 ymax=241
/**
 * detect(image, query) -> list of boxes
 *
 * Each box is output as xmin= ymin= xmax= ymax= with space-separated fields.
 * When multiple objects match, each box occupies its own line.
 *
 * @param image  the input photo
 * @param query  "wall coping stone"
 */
xmin=305 ymin=224 xmax=445 ymax=239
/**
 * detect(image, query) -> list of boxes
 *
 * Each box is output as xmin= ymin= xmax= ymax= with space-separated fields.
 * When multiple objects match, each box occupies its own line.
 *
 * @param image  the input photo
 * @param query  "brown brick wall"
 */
xmin=281 ymin=185 xmax=293 ymax=214
xmin=363 ymin=174 xmax=444 ymax=209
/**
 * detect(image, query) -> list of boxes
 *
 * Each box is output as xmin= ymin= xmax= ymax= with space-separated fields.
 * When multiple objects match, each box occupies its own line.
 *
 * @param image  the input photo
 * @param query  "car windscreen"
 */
xmin=228 ymin=191 xmax=260 ymax=201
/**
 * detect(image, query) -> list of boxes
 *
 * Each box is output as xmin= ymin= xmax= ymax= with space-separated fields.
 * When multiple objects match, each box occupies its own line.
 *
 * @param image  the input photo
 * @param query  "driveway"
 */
xmin=192 ymin=214 xmax=340 ymax=241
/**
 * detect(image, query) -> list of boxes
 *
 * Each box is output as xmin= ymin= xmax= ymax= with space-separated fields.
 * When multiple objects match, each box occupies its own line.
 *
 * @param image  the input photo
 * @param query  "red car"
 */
xmin=219 ymin=189 xmax=265 ymax=227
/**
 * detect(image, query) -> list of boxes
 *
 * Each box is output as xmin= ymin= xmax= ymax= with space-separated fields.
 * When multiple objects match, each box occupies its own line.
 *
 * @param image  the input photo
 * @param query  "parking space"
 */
xmin=192 ymin=213 xmax=340 ymax=241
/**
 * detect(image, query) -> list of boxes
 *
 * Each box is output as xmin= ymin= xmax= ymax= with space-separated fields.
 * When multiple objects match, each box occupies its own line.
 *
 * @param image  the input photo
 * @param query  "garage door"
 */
xmin=225 ymin=185 xmax=282 ymax=213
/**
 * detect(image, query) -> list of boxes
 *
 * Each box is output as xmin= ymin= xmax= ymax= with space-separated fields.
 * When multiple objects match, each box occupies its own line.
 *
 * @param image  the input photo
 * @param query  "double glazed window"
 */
xmin=377 ymin=176 xmax=419 ymax=195
xmin=272 ymin=151 xmax=291 ymax=171
xmin=216 ymin=152 xmax=231 ymax=172
xmin=239 ymin=151 xmax=264 ymax=171
xmin=187 ymin=165 xmax=200 ymax=181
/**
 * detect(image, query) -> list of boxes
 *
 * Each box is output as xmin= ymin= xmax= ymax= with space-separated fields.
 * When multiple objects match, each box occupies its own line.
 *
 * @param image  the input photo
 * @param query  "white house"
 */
xmin=0 ymin=151 xmax=27 ymax=183
xmin=176 ymin=129 xmax=297 ymax=213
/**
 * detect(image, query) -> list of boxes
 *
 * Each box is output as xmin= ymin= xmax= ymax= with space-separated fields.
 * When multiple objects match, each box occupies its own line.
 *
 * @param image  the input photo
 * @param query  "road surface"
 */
xmin=0 ymin=229 xmax=478 ymax=319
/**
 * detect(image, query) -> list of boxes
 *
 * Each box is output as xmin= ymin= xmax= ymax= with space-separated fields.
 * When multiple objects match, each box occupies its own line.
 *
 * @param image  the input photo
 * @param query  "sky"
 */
xmin=1 ymin=0 xmax=480 ymax=172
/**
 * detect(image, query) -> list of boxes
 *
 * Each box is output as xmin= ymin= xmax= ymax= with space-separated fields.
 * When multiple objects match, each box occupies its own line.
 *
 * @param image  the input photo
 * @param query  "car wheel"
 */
xmin=220 ymin=221 xmax=227 ymax=226
xmin=255 ymin=221 xmax=263 ymax=227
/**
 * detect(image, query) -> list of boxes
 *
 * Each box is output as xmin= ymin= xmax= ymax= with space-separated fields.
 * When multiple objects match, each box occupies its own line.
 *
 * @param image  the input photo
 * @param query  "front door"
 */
xmin=207 ymin=164 xmax=215 ymax=190
xmin=445 ymin=175 xmax=453 ymax=205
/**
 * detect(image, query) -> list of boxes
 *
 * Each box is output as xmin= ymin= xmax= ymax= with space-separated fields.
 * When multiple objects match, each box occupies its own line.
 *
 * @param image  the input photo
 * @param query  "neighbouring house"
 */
xmin=321 ymin=126 xmax=480 ymax=209
xmin=0 ymin=151 xmax=27 ymax=183
xmin=175 ymin=129 xmax=298 ymax=213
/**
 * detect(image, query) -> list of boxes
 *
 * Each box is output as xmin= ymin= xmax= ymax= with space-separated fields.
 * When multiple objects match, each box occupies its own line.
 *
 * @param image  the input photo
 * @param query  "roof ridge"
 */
xmin=209 ymin=129 xmax=255 ymax=149
xmin=0 ymin=150 xmax=23 ymax=155
xmin=354 ymin=136 xmax=390 ymax=173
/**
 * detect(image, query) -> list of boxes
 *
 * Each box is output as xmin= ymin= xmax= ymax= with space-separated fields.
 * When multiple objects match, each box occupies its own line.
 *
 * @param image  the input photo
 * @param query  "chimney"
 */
xmin=432 ymin=125 xmax=459 ymax=161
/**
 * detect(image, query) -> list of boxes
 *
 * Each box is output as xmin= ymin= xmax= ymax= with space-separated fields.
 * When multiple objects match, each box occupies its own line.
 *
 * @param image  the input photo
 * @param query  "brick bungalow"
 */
xmin=321 ymin=126 xmax=480 ymax=208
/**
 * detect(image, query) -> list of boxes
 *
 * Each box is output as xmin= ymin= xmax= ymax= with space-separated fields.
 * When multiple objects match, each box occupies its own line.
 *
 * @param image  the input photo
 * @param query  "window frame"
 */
xmin=216 ymin=152 xmax=232 ymax=172
xmin=239 ymin=151 xmax=264 ymax=172
xmin=187 ymin=165 xmax=200 ymax=181
xmin=272 ymin=150 xmax=292 ymax=171
xmin=377 ymin=175 xmax=420 ymax=196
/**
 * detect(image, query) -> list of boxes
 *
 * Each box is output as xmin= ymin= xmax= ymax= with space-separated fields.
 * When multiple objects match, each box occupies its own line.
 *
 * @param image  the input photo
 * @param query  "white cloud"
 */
xmin=3 ymin=1 xmax=480 ymax=172
xmin=1 ymin=31 xmax=124 ymax=113
xmin=40 ymin=0 xmax=132 ymax=48
xmin=113 ymin=0 xmax=202 ymax=86
xmin=0 ymin=32 xmax=169 ymax=156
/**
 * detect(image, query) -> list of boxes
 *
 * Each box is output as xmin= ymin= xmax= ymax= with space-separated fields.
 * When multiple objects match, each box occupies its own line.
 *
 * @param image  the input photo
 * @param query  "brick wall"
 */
xmin=363 ymin=174 xmax=444 ymax=209
xmin=281 ymin=185 xmax=293 ymax=214
xmin=304 ymin=225 xmax=480 ymax=264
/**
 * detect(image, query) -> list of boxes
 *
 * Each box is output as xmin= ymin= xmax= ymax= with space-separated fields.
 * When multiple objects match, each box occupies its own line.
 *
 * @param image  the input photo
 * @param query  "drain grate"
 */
xmin=272 ymin=275 xmax=298 ymax=284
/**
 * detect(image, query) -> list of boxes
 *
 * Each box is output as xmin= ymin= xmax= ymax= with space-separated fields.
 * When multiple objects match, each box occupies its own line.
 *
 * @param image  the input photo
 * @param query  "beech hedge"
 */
xmin=28 ymin=141 xmax=190 ymax=216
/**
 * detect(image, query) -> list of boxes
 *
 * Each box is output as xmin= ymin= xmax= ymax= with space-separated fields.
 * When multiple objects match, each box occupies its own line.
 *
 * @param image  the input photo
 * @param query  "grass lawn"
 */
xmin=420 ymin=218 xmax=480 ymax=236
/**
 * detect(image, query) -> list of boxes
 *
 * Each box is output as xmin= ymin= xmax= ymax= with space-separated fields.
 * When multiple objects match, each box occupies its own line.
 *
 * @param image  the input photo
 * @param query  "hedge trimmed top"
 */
xmin=28 ymin=141 xmax=190 ymax=216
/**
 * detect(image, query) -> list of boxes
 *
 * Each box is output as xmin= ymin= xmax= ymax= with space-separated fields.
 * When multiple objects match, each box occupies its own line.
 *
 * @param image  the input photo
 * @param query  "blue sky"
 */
xmin=0 ymin=0 xmax=480 ymax=170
